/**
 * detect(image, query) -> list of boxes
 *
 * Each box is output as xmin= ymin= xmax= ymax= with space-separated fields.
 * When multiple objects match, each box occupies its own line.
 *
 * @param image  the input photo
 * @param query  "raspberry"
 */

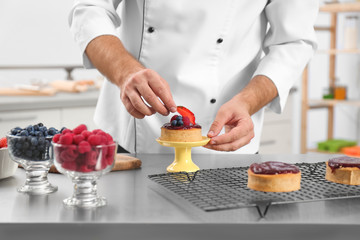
xmin=78 ymin=141 xmax=91 ymax=153
xmin=78 ymin=164 xmax=93 ymax=173
xmin=170 ymin=115 xmax=179 ymax=122
xmin=92 ymin=129 xmax=102 ymax=134
xmin=62 ymin=128 xmax=72 ymax=134
xmin=73 ymin=124 xmax=87 ymax=135
xmin=105 ymin=133 xmax=113 ymax=143
xmin=86 ymin=151 xmax=98 ymax=166
xmin=88 ymin=135 xmax=102 ymax=146
xmin=59 ymin=133 xmax=73 ymax=145
xmin=52 ymin=134 xmax=61 ymax=143
xmin=182 ymin=116 xmax=190 ymax=126
xmin=0 ymin=137 xmax=7 ymax=148
xmin=81 ymin=130 xmax=92 ymax=140
xmin=62 ymin=161 xmax=77 ymax=171
xmin=73 ymin=134 xmax=85 ymax=145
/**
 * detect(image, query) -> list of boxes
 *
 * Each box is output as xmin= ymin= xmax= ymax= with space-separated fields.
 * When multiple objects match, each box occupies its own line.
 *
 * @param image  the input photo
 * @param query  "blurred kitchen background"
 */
xmin=0 ymin=0 xmax=360 ymax=155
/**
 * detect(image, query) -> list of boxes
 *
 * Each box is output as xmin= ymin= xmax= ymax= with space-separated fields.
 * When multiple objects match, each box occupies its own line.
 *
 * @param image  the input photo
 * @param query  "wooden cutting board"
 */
xmin=46 ymin=154 xmax=142 ymax=173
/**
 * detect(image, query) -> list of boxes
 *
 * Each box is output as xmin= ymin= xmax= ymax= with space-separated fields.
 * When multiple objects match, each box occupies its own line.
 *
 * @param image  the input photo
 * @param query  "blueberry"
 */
xmin=29 ymin=131 xmax=35 ymax=136
xmin=39 ymin=126 xmax=47 ymax=133
xmin=43 ymin=130 xmax=48 ymax=136
xmin=20 ymin=130 xmax=29 ymax=136
xmin=37 ymin=144 xmax=45 ymax=151
xmin=37 ymin=123 xmax=44 ymax=127
xmin=171 ymin=120 xmax=177 ymax=126
xmin=30 ymin=137 xmax=38 ymax=146
xmin=25 ymin=150 xmax=32 ymax=158
xmin=177 ymin=120 xmax=183 ymax=126
xmin=35 ymin=131 xmax=43 ymax=137
xmin=60 ymin=127 xmax=67 ymax=133
xmin=176 ymin=116 xmax=182 ymax=121
xmin=15 ymin=142 xmax=23 ymax=149
xmin=26 ymin=125 xmax=34 ymax=133
xmin=48 ymin=128 xmax=57 ymax=135
xmin=22 ymin=142 xmax=30 ymax=150
xmin=38 ymin=137 xmax=45 ymax=145
xmin=11 ymin=127 xmax=22 ymax=135
xmin=34 ymin=125 xmax=39 ymax=131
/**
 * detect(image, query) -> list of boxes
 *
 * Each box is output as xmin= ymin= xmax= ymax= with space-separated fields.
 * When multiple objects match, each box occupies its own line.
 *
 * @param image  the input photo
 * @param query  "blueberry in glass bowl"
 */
xmin=6 ymin=123 xmax=60 ymax=194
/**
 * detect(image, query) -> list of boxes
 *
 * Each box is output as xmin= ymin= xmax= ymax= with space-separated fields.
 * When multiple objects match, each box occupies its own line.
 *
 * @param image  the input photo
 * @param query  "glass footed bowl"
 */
xmin=53 ymin=142 xmax=117 ymax=208
xmin=6 ymin=134 xmax=58 ymax=194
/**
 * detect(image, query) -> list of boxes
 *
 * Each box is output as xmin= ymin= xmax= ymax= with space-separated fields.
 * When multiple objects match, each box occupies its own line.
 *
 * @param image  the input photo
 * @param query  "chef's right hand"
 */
xmin=119 ymin=68 xmax=177 ymax=119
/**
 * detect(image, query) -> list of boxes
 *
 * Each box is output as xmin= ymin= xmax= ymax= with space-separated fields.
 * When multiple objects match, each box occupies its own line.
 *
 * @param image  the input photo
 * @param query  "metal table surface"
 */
xmin=0 ymin=153 xmax=359 ymax=240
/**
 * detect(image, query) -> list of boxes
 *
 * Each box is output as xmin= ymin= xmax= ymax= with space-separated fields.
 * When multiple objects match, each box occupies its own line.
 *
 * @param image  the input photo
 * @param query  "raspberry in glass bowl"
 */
xmin=6 ymin=123 xmax=60 ymax=194
xmin=52 ymin=124 xmax=117 ymax=208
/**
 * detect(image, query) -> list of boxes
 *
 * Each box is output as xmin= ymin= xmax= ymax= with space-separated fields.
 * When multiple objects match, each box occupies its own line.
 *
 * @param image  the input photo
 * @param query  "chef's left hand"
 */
xmin=204 ymin=96 xmax=254 ymax=152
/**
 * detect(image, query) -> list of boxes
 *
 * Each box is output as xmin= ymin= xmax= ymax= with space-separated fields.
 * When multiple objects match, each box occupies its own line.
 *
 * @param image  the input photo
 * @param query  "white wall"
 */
xmin=0 ymin=0 xmax=100 ymax=86
xmin=1 ymin=0 xmax=359 ymax=152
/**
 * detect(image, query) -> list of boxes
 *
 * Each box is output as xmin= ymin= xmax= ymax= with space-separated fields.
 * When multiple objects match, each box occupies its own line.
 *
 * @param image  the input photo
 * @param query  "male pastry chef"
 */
xmin=69 ymin=0 xmax=318 ymax=154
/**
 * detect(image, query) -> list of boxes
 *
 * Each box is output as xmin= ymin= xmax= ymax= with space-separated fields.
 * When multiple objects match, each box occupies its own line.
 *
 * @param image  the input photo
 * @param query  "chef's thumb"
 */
xmin=207 ymin=116 xmax=226 ymax=138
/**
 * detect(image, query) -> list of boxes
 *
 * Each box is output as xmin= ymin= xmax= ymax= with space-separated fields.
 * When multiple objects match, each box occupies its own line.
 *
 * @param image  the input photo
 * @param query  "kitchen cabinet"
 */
xmin=301 ymin=2 xmax=360 ymax=153
xmin=0 ymin=109 xmax=61 ymax=136
xmin=0 ymin=91 xmax=98 ymax=136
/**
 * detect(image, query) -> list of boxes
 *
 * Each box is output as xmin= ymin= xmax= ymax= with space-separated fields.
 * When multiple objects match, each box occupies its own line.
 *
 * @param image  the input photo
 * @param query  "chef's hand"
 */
xmin=204 ymin=75 xmax=278 ymax=152
xmin=84 ymin=35 xmax=176 ymax=119
xmin=204 ymin=96 xmax=254 ymax=151
xmin=120 ymin=68 xmax=177 ymax=119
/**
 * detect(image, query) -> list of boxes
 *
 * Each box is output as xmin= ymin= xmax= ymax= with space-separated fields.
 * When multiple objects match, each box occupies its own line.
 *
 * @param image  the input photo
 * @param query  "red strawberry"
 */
xmin=177 ymin=106 xmax=195 ymax=124
xmin=73 ymin=124 xmax=87 ymax=135
xmin=0 ymin=137 xmax=7 ymax=148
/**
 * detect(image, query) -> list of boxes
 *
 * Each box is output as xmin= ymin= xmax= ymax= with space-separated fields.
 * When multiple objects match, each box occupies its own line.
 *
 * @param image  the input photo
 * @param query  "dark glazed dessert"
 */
xmin=247 ymin=161 xmax=301 ymax=192
xmin=160 ymin=106 xmax=202 ymax=142
xmin=325 ymin=156 xmax=360 ymax=185
xmin=250 ymin=161 xmax=300 ymax=175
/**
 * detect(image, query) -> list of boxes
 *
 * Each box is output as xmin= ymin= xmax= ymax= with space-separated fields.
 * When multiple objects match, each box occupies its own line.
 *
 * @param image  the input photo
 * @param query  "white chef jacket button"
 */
xmin=210 ymin=98 xmax=216 ymax=104
xmin=147 ymin=27 xmax=155 ymax=33
xmin=217 ymin=38 xmax=223 ymax=44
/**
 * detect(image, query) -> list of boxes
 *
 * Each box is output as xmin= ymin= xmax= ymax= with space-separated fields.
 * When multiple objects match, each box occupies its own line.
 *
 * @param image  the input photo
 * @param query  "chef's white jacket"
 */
xmin=69 ymin=0 xmax=318 ymax=154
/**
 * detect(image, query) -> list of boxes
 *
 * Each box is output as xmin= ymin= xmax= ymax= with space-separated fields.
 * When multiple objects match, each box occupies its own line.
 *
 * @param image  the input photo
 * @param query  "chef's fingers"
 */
xmin=138 ymin=84 xmax=169 ymax=116
xmin=122 ymin=97 xmax=146 ymax=119
xmin=148 ymin=77 xmax=177 ymax=113
xmin=209 ymin=119 xmax=254 ymax=145
xmin=127 ymin=91 xmax=155 ymax=117
xmin=204 ymin=130 xmax=254 ymax=151
xmin=207 ymin=111 xmax=229 ymax=138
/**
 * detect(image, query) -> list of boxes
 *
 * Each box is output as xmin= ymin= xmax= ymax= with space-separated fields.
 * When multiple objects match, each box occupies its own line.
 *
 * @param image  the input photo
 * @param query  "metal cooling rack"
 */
xmin=148 ymin=162 xmax=360 ymax=217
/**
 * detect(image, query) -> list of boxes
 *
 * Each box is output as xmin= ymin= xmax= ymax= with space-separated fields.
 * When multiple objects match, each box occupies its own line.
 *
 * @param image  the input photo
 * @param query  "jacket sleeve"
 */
xmin=252 ymin=0 xmax=318 ymax=113
xmin=69 ymin=0 xmax=123 ymax=68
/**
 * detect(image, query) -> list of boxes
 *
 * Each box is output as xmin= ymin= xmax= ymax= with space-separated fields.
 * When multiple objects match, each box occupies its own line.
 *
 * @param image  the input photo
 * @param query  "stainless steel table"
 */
xmin=0 ymin=153 xmax=359 ymax=240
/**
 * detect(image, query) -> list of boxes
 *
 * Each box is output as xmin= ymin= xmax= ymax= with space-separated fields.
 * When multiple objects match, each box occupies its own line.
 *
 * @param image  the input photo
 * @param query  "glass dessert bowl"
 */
xmin=6 ymin=134 xmax=58 ymax=194
xmin=53 ymin=142 xmax=117 ymax=208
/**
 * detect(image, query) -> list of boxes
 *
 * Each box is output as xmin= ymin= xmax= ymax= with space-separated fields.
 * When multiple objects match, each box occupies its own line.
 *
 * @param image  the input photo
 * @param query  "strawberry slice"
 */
xmin=177 ymin=106 xmax=195 ymax=124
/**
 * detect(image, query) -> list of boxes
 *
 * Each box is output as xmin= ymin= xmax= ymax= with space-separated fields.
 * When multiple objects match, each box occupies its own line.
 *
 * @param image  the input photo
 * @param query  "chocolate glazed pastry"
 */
xmin=247 ymin=161 xmax=301 ymax=192
xmin=325 ymin=156 xmax=360 ymax=185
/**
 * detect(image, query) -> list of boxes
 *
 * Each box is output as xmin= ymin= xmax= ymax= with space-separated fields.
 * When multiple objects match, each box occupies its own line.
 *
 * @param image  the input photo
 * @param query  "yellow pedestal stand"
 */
xmin=156 ymin=136 xmax=210 ymax=173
